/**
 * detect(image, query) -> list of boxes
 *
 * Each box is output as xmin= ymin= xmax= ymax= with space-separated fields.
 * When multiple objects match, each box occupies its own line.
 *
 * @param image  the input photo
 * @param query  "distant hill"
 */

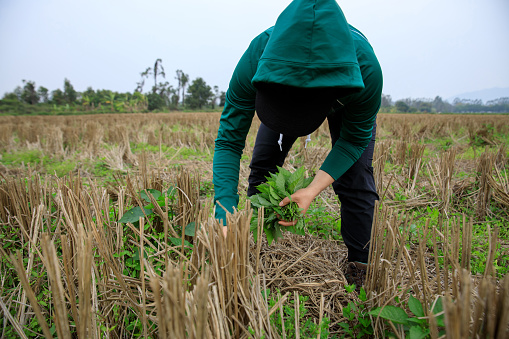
xmin=447 ymin=87 xmax=509 ymax=103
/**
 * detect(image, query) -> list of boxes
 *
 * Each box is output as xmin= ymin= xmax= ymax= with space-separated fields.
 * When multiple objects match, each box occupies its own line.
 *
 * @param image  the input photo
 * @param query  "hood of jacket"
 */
xmin=252 ymin=0 xmax=364 ymax=92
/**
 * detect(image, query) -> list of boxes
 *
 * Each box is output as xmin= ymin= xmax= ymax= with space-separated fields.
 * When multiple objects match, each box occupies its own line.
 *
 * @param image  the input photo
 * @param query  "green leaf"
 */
xmin=249 ymin=195 xmax=260 ymax=203
xmin=131 ymin=248 xmax=149 ymax=262
xmin=185 ymin=222 xmax=196 ymax=236
xmin=118 ymin=206 xmax=153 ymax=224
xmin=256 ymin=183 xmax=271 ymax=196
xmin=359 ymin=317 xmax=371 ymax=327
xmin=249 ymin=194 xmax=272 ymax=209
xmin=296 ymin=218 xmax=304 ymax=230
xmin=275 ymin=171 xmax=288 ymax=196
xmin=348 ymin=301 xmax=358 ymax=313
xmin=431 ymin=297 xmax=443 ymax=315
xmin=289 ymin=175 xmax=304 ymax=193
xmin=267 ymin=180 xmax=277 ymax=190
xmin=338 ymin=322 xmax=349 ymax=330
xmin=408 ymin=295 xmax=425 ymax=317
xmin=345 ymin=284 xmax=356 ymax=293
xmin=408 ymin=326 xmax=429 ymax=339
xmin=431 ymin=297 xmax=445 ymax=327
xmin=285 ymin=224 xmax=296 ymax=234
xmin=302 ymin=177 xmax=313 ymax=188
xmin=276 ymin=166 xmax=292 ymax=180
xmin=359 ymin=287 xmax=367 ymax=301
xmin=267 ymin=171 xmax=278 ymax=181
xmin=264 ymin=227 xmax=274 ymax=245
xmin=369 ymin=305 xmax=409 ymax=325
xmin=269 ymin=186 xmax=282 ymax=201
xmin=408 ymin=318 xmax=426 ymax=325
xmin=273 ymin=223 xmax=284 ymax=242
xmin=273 ymin=206 xmax=284 ymax=216
xmin=269 ymin=189 xmax=281 ymax=206
xmin=287 ymin=223 xmax=306 ymax=236
xmin=168 ymin=237 xmax=192 ymax=248
xmin=288 ymin=166 xmax=304 ymax=184
xmin=265 ymin=212 xmax=277 ymax=224
xmin=257 ymin=195 xmax=273 ymax=207
xmin=249 ymin=195 xmax=263 ymax=208
xmin=250 ymin=220 xmax=259 ymax=242
xmin=165 ymin=186 xmax=177 ymax=197
xmin=140 ymin=189 xmax=161 ymax=203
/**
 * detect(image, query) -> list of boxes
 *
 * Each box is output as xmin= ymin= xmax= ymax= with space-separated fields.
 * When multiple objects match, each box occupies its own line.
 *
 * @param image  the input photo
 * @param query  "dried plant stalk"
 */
xmin=41 ymin=234 xmax=72 ymax=338
xmin=476 ymin=150 xmax=494 ymax=219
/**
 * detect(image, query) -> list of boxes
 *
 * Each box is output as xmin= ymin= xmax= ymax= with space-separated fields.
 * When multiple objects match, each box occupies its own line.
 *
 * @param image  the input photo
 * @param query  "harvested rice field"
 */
xmin=0 ymin=112 xmax=508 ymax=338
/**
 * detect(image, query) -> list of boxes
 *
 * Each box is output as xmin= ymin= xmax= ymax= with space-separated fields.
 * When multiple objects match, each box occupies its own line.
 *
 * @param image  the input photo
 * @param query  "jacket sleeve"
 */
xmin=320 ymin=44 xmax=383 ymax=180
xmin=213 ymin=35 xmax=267 ymax=225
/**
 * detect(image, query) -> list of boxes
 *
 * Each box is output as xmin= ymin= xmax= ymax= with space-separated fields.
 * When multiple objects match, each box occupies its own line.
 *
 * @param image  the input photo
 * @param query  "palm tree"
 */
xmin=175 ymin=69 xmax=184 ymax=105
xmin=136 ymin=67 xmax=152 ymax=93
xmin=152 ymin=59 xmax=165 ymax=94
xmin=181 ymin=72 xmax=189 ymax=106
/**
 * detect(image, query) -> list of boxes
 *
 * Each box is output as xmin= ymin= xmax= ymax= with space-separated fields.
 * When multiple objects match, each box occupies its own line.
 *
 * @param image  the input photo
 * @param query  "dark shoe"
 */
xmin=345 ymin=262 xmax=368 ymax=292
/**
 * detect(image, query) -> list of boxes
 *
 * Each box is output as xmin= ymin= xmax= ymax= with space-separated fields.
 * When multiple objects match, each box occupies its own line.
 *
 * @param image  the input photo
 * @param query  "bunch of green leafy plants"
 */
xmin=249 ymin=166 xmax=313 ymax=245
xmin=368 ymin=294 xmax=445 ymax=338
xmin=338 ymin=286 xmax=374 ymax=338
xmin=119 ymin=187 xmax=177 ymax=227
xmin=117 ymin=187 xmax=198 ymax=278
xmin=118 ymin=187 xmax=196 ymax=247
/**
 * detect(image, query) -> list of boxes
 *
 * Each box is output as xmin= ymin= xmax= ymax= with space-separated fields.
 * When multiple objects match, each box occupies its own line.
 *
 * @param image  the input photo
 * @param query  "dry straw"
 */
xmin=1 ymin=169 xmax=508 ymax=338
xmin=366 ymin=202 xmax=509 ymax=338
xmin=1 ymin=113 xmax=508 ymax=338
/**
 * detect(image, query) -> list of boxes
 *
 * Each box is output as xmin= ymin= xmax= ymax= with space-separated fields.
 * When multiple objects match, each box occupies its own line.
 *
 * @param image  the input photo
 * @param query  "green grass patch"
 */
xmin=131 ymin=143 xmax=213 ymax=161
xmin=1 ymin=150 xmax=78 ymax=177
xmin=1 ymin=149 xmax=44 ymax=166
xmin=43 ymin=157 xmax=77 ymax=177
xmin=305 ymin=201 xmax=342 ymax=241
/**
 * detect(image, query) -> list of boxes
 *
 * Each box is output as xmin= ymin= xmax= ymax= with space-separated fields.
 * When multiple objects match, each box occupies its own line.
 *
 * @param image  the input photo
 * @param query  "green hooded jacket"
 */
xmin=213 ymin=0 xmax=383 ymax=225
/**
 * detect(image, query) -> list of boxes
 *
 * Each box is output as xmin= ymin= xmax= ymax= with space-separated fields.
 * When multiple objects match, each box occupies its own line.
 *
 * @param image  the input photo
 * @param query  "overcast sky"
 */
xmin=1 ymin=0 xmax=508 ymax=101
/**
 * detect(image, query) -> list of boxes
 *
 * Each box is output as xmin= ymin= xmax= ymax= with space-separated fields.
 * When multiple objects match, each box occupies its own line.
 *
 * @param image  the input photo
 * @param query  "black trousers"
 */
xmin=247 ymin=114 xmax=378 ymax=263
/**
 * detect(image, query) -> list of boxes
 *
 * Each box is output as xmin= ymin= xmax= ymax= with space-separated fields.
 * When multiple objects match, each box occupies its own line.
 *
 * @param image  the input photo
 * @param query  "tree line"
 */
xmin=381 ymin=94 xmax=509 ymax=114
xmin=0 ymin=59 xmax=226 ymax=115
xmin=2 ymin=61 xmax=508 ymax=115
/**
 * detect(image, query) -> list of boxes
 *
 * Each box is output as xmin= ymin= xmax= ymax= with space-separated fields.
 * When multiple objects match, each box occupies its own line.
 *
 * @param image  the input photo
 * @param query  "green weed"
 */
xmin=338 ymin=286 xmax=373 ymax=338
xmin=1 ymin=149 xmax=43 ymax=166
xmin=369 ymin=294 xmax=445 ymax=338
xmin=305 ymin=203 xmax=342 ymax=241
